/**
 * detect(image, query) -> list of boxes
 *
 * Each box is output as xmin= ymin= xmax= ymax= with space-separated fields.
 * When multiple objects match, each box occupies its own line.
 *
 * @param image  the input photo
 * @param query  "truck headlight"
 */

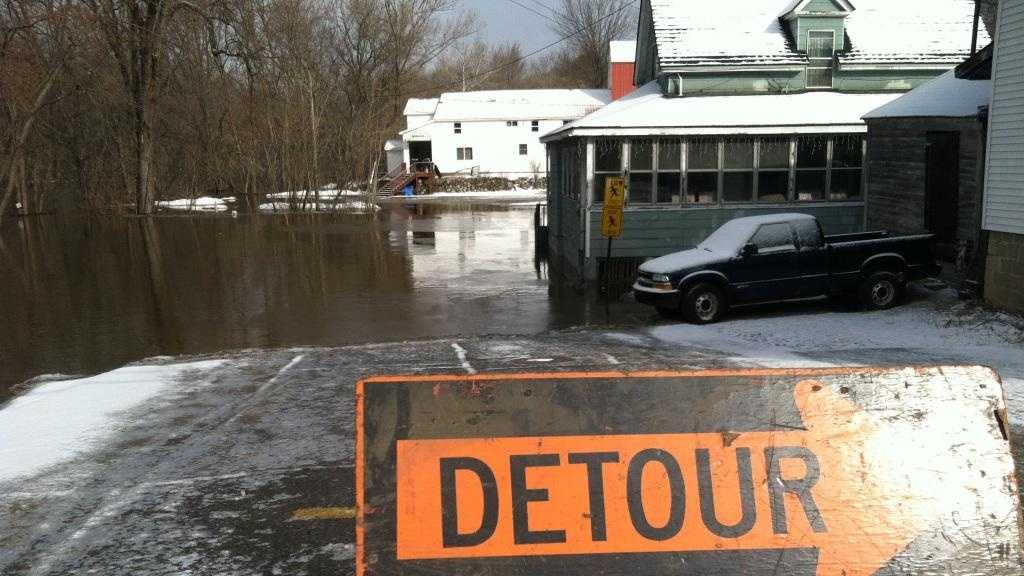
xmin=651 ymin=274 xmax=670 ymax=283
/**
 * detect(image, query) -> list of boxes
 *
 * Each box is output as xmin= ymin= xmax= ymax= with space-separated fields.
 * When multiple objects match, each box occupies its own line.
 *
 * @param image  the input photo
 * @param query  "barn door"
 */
xmin=924 ymin=132 xmax=960 ymax=252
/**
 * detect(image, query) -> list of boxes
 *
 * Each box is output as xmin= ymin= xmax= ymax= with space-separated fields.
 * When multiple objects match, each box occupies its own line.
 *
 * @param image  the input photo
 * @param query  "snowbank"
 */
xmin=398 ymin=188 xmax=546 ymax=201
xmin=266 ymin=189 xmax=364 ymax=200
xmin=155 ymin=197 xmax=231 ymax=212
xmin=0 ymin=360 xmax=226 ymax=483
xmin=645 ymin=288 xmax=1024 ymax=422
xmin=258 ymin=200 xmax=377 ymax=213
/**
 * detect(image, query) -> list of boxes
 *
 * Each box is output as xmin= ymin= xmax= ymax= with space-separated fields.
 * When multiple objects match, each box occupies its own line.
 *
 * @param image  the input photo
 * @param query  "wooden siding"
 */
xmin=586 ymin=204 xmax=865 ymax=259
xmin=796 ymin=17 xmax=847 ymax=51
xmin=865 ymin=117 xmax=985 ymax=246
xmin=983 ymin=0 xmax=1024 ymax=234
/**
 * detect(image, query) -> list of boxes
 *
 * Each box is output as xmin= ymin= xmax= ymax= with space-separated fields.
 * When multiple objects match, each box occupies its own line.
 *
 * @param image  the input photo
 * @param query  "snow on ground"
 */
xmin=647 ymin=286 xmax=1024 ymax=423
xmin=400 ymin=188 xmax=546 ymax=201
xmin=266 ymin=189 xmax=364 ymax=200
xmin=258 ymin=200 xmax=377 ymax=213
xmin=0 ymin=360 xmax=225 ymax=483
xmin=155 ymin=197 xmax=231 ymax=212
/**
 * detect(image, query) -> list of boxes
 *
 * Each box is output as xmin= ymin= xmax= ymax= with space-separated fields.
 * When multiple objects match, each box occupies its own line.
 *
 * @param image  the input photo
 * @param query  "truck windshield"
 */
xmin=698 ymin=220 xmax=755 ymax=254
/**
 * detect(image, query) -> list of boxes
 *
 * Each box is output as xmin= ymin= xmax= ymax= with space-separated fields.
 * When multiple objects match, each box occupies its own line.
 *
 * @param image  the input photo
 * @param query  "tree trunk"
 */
xmin=134 ymin=67 xmax=158 ymax=214
xmin=0 ymin=70 xmax=56 ymax=224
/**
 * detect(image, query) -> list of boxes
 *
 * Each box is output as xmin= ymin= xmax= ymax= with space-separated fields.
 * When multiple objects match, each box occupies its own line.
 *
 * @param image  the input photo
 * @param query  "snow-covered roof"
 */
xmin=542 ymin=81 xmax=901 ymax=140
xmin=610 ymin=40 xmax=637 ymax=63
xmin=863 ymin=70 xmax=991 ymax=120
xmin=429 ymin=89 xmax=612 ymax=122
xmin=648 ymin=0 xmax=987 ymax=68
xmin=404 ymin=98 xmax=439 ymax=116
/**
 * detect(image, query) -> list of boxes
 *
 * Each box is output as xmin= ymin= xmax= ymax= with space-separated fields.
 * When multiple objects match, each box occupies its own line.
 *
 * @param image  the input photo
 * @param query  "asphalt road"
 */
xmin=0 ymin=331 xmax=727 ymax=575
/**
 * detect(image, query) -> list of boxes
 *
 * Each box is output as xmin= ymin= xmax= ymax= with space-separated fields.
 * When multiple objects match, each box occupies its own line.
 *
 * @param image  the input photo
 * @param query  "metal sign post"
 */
xmin=357 ymin=366 xmax=1023 ymax=576
xmin=601 ymin=177 xmax=625 ymax=298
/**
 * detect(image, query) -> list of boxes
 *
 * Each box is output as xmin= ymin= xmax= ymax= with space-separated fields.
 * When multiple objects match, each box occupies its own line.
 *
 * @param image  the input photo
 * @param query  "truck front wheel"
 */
xmin=682 ymin=283 xmax=726 ymax=324
xmin=859 ymin=271 xmax=903 ymax=310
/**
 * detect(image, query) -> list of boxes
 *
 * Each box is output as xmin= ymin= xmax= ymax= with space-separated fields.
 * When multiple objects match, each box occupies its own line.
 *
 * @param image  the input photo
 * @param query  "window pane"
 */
xmin=688 ymin=140 xmax=718 ymax=170
xmin=658 ymin=140 xmax=681 ymax=170
xmin=595 ymin=140 xmax=622 ymax=172
xmin=629 ymin=173 xmax=653 ymax=203
xmin=686 ymin=172 xmax=717 ymax=204
xmin=758 ymin=171 xmax=789 ymax=202
xmin=797 ymin=137 xmax=828 ymax=167
xmin=832 ymin=136 xmax=864 ymax=168
xmin=759 ymin=138 xmax=790 ymax=169
xmin=657 ymin=172 xmax=681 ymax=203
xmin=723 ymin=172 xmax=754 ymax=202
xmin=724 ymin=140 xmax=754 ymax=169
xmin=807 ymin=68 xmax=834 ymax=88
xmin=830 ymin=169 xmax=863 ymax=200
xmin=807 ymin=31 xmax=835 ymax=58
xmin=796 ymin=170 xmax=827 ymax=201
xmin=630 ymin=139 xmax=653 ymax=171
xmin=751 ymin=223 xmax=795 ymax=251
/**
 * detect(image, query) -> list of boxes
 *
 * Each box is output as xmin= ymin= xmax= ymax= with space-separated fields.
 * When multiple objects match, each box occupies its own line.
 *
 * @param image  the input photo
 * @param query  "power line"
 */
xmin=411 ymin=0 xmax=638 ymax=97
xmin=506 ymin=0 xmax=560 ymax=24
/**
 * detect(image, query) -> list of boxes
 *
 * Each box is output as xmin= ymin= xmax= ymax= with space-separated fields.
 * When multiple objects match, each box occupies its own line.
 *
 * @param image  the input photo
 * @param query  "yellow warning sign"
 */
xmin=603 ymin=177 xmax=626 ymax=208
xmin=602 ymin=206 xmax=623 ymax=239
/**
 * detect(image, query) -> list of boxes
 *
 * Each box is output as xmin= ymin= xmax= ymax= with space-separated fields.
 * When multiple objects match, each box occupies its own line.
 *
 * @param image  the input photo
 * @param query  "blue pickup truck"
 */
xmin=633 ymin=213 xmax=941 ymax=324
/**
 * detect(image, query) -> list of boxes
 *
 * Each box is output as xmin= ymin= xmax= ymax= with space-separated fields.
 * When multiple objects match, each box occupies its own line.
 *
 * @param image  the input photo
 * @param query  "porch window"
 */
xmin=593 ymin=139 xmax=622 ymax=204
xmin=796 ymin=136 xmax=828 ymax=201
xmin=685 ymin=139 xmax=718 ymax=204
xmin=657 ymin=140 xmax=682 ymax=203
xmin=723 ymin=139 xmax=755 ymax=203
xmin=757 ymin=138 xmax=791 ymax=202
xmin=457 ymin=147 xmax=473 ymax=161
xmin=807 ymin=31 xmax=836 ymax=89
xmin=829 ymin=135 xmax=864 ymax=200
xmin=629 ymin=139 xmax=654 ymax=203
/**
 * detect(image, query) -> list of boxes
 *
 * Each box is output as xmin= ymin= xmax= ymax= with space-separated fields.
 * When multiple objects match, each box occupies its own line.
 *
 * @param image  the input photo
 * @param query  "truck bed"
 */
xmin=828 ymin=232 xmax=940 ymax=290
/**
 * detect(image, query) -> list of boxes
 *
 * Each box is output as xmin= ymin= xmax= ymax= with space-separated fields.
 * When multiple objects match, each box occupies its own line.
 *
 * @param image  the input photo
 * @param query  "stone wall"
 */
xmin=865 ymin=117 xmax=985 ymax=251
xmin=984 ymin=231 xmax=1024 ymax=314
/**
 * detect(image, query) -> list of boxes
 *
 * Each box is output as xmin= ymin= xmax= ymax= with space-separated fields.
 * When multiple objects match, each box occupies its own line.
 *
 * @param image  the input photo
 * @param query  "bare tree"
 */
xmin=549 ymin=0 xmax=634 ymax=88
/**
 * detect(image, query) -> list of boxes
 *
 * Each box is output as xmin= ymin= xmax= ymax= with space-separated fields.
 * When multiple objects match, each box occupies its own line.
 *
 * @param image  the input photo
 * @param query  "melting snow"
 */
xmin=156 ymin=197 xmax=231 ymax=212
xmin=0 ymin=360 xmax=226 ymax=483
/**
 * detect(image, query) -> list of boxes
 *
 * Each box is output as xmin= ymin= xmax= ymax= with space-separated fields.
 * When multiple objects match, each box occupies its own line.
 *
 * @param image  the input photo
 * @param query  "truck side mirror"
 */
xmin=742 ymin=243 xmax=758 ymax=258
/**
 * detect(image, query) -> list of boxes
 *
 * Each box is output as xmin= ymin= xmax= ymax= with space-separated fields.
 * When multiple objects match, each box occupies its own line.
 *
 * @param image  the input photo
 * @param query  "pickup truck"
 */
xmin=633 ymin=213 xmax=941 ymax=324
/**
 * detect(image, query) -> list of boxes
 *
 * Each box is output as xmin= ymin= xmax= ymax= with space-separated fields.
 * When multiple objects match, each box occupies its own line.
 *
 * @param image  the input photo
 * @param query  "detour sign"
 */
xmin=356 ymin=367 xmax=1023 ymax=575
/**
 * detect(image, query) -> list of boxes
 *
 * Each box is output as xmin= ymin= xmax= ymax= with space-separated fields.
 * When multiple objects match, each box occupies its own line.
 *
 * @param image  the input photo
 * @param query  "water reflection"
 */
xmin=0 ymin=202 xmax=647 ymax=394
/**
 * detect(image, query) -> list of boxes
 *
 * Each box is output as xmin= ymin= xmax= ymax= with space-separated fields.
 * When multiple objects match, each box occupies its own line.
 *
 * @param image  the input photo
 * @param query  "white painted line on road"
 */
xmin=603 ymin=353 xmax=621 ymax=365
xmin=254 ymin=354 xmax=306 ymax=397
xmin=451 ymin=342 xmax=477 ymax=374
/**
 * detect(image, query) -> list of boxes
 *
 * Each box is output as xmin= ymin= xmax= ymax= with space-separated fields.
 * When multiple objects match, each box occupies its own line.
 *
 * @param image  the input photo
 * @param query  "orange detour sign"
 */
xmin=356 ymin=367 xmax=1023 ymax=576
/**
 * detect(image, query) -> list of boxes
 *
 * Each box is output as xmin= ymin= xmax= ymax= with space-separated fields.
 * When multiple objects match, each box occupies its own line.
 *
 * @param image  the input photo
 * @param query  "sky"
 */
xmin=465 ymin=0 xmax=562 ymax=52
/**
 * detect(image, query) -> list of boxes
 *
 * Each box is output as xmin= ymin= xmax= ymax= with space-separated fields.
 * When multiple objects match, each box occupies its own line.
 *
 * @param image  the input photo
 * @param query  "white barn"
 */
xmin=397 ymin=89 xmax=611 ymax=178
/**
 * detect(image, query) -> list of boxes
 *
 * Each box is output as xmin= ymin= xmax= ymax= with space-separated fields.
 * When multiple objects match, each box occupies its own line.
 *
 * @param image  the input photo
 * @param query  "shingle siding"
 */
xmin=983 ymin=0 xmax=1024 ymax=235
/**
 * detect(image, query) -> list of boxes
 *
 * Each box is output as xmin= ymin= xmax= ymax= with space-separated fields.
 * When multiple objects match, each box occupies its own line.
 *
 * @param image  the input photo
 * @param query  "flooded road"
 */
xmin=0 ymin=201 xmax=648 ymax=393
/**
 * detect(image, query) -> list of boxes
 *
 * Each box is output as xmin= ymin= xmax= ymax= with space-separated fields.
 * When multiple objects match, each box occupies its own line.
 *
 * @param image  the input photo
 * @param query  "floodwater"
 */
xmin=0 ymin=201 xmax=648 ymax=394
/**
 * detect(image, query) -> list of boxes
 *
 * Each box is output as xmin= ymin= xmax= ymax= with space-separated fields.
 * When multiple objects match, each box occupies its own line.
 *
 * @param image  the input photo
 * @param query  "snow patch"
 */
xmin=156 ymin=197 xmax=231 ymax=212
xmin=0 ymin=360 xmax=226 ymax=483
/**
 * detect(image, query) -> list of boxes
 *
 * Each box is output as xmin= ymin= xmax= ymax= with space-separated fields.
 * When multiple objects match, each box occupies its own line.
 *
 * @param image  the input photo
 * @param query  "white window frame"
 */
xmin=506 ymin=120 xmax=518 ymax=127
xmin=457 ymin=147 xmax=473 ymax=161
xmin=519 ymin=144 xmax=528 ymax=156
xmin=806 ymin=29 xmax=836 ymax=90
xmin=531 ymin=120 xmax=540 ymax=132
xmin=454 ymin=122 xmax=462 ymax=134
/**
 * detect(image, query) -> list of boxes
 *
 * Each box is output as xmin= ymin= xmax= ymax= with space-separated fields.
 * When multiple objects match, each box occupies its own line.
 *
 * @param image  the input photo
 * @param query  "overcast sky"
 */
xmin=465 ymin=0 xmax=562 ymax=52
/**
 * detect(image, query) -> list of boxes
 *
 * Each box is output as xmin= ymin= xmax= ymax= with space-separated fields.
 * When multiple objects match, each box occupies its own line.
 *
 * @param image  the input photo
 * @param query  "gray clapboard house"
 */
xmin=541 ymin=0 xmax=987 ymax=286
xmin=981 ymin=0 xmax=1024 ymax=314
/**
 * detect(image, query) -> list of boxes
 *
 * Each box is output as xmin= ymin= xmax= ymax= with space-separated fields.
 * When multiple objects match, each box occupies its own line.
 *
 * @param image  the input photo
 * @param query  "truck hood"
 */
xmin=640 ymin=249 xmax=728 ymax=275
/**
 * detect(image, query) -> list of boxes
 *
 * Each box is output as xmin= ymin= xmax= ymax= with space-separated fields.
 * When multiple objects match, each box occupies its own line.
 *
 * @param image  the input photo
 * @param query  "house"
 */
xmin=861 ymin=48 xmax=992 ymax=277
xmin=981 ymin=0 xmax=1024 ymax=314
xmin=395 ymin=89 xmax=611 ymax=182
xmin=541 ymin=0 xmax=987 ymax=286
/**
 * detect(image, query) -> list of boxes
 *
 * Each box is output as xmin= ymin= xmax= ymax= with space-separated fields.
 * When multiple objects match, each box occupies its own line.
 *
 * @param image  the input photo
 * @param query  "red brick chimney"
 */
xmin=608 ymin=41 xmax=638 ymax=101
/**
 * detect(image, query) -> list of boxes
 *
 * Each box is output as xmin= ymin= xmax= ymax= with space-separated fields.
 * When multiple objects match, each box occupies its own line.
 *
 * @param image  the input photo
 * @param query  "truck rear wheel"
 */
xmin=859 ymin=271 xmax=903 ymax=310
xmin=682 ymin=283 xmax=726 ymax=324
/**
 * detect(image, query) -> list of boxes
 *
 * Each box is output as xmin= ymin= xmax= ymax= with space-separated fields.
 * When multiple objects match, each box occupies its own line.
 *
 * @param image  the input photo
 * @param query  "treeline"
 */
xmin=0 ymin=0 xmax=633 ymax=218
